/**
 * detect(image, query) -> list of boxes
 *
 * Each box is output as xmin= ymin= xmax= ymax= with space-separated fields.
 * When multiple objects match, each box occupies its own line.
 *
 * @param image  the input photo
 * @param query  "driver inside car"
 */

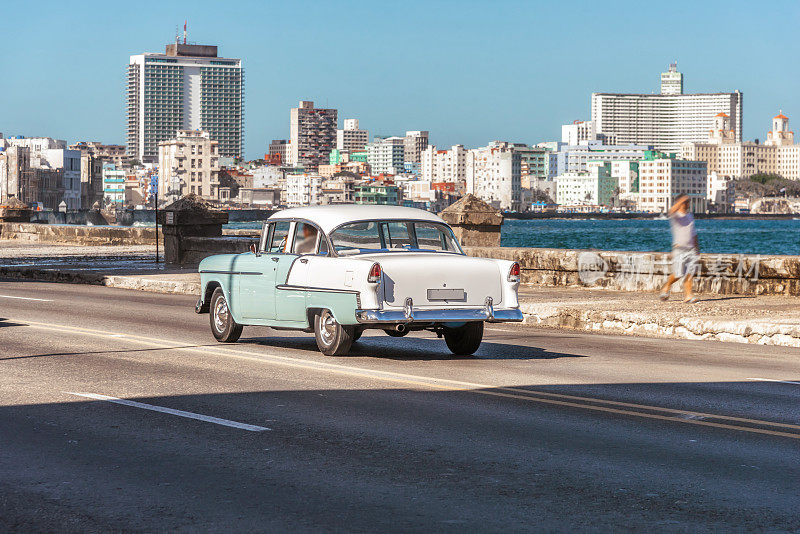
xmin=294 ymin=224 xmax=318 ymax=255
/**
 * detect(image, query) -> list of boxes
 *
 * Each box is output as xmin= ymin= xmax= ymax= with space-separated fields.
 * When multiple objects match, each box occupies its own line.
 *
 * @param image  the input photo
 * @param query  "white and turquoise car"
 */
xmin=196 ymin=205 xmax=523 ymax=356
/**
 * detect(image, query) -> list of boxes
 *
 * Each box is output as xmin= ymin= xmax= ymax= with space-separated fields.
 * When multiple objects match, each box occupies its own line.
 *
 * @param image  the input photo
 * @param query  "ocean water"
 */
xmin=225 ymin=218 xmax=800 ymax=256
xmin=501 ymin=218 xmax=800 ymax=256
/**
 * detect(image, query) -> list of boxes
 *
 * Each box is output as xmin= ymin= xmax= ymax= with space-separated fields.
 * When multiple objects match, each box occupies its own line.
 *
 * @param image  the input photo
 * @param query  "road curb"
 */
xmin=0 ymin=266 xmax=200 ymax=296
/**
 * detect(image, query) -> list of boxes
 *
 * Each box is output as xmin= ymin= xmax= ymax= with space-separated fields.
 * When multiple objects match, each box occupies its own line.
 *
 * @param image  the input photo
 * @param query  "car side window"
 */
xmin=267 ymin=221 xmax=291 ymax=253
xmin=292 ymin=222 xmax=319 ymax=255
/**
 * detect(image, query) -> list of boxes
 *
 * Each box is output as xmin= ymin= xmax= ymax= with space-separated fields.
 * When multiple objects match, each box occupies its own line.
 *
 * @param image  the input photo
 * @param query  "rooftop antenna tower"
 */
xmin=183 ymin=20 xmax=187 ymax=44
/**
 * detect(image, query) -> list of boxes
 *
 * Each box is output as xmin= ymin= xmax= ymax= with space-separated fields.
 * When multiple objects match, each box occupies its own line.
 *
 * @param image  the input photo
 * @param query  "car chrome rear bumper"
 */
xmin=355 ymin=302 xmax=524 ymax=324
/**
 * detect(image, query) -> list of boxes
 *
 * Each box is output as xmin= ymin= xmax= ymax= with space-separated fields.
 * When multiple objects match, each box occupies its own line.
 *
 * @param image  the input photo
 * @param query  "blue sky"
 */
xmin=1 ymin=0 xmax=798 ymax=160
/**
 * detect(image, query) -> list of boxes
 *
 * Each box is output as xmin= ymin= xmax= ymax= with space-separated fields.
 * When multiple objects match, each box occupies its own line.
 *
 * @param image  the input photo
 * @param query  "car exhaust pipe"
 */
xmin=395 ymin=324 xmax=407 ymax=333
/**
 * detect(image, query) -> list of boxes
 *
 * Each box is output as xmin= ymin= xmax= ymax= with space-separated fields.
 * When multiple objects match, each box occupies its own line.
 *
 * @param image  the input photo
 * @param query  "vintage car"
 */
xmin=195 ymin=205 xmax=523 ymax=356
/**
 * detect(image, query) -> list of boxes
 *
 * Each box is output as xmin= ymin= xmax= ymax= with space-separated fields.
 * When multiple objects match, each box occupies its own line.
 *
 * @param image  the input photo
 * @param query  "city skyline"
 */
xmin=2 ymin=0 xmax=798 ymax=160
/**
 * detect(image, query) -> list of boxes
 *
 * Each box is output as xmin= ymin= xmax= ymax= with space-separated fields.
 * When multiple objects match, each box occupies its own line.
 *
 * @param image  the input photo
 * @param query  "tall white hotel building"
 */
xmin=591 ymin=63 xmax=742 ymax=153
xmin=127 ymin=41 xmax=244 ymax=163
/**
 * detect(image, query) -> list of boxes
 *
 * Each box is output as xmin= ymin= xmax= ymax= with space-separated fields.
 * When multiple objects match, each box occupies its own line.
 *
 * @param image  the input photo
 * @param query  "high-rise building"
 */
xmin=403 ymin=131 xmax=429 ymax=165
xmin=591 ymin=64 xmax=742 ymax=153
xmin=127 ymin=39 xmax=244 ymax=163
xmin=366 ymin=137 xmax=405 ymax=175
xmin=158 ymin=129 xmax=221 ymax=201
xmin=289 ymin=101 xmax=337 ymax=170
xmin=336 ymin=119 xmax=369 ymax=153
xmin=660 ymin=62 xmax=683 ymax=95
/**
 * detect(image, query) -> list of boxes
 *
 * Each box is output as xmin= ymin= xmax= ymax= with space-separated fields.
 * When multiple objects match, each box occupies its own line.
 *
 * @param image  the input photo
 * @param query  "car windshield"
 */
xmin=330 ymin=220 xmax=462 ymax=255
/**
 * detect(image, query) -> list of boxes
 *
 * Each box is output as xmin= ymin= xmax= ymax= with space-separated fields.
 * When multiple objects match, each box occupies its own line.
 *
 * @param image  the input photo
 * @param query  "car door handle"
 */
xmin=271 ymin=257 xmax=280 ymax=262
xmin=299 ymin=258 xmax=308 ymax=264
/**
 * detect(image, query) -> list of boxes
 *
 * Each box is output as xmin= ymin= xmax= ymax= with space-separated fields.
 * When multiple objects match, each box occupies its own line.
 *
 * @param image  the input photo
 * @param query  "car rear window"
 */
xmin=330 ymin=220 xmax=463 ymax=255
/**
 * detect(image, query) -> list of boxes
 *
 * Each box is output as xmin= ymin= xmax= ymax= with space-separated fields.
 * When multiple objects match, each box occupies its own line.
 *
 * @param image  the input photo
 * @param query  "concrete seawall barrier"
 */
xmin=0 ymin=222 xmax=161 ymax=246
xmin=463 ymin=247 xmax=800 ymax=297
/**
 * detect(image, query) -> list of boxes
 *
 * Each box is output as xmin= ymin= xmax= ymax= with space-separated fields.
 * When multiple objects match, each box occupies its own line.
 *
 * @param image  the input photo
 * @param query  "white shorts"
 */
xmin=672 ymin=247 xmax=699 ymax=277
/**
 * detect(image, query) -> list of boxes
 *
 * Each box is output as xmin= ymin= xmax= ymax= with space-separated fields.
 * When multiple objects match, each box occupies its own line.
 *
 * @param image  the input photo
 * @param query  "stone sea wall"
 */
xmin=463 ymin=247 xmax=800 ymax=297
xmin=0 ymin=222 xmax=160 ymax=246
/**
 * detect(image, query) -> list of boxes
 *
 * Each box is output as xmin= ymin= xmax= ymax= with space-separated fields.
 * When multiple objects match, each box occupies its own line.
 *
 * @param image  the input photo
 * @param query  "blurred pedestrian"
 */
xmin=659 ymin=194 xmax=699 ymax=303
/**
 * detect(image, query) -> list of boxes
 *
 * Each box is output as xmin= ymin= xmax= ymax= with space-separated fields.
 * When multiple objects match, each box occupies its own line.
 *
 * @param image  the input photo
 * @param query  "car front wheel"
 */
xmin=209 ymin=287 xmax=243 ymax=343
xmin=444 ymin=322 xmax=483 ymax=356
xmin=314 ymin=309 xmax=355 ymax=356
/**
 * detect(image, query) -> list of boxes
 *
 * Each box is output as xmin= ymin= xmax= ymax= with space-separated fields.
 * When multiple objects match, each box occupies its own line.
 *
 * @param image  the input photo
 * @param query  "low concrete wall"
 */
xmin=0 ymin=222 xmax=161 ymax=246
xmin=463 ymin=247 xmax=800 ymax=296
xmin=181 ymin=236 xmax=253 ymax=264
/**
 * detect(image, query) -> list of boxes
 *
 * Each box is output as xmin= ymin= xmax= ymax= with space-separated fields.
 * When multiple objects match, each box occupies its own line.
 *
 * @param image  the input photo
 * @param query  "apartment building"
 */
xmin=561 ymin=120 xmax=617 ymax=146
xmin=69 ymin=141 xmax=130 ymax=207
xmin=366 ymin=137 xmax=405 ymax=175
xmin=420 ymin=145 xmax=467 ymax=183
xmin=591 ymin=64 xmax=742 ymax=152
xmin=336 ymin=119 xmax=369 ymax=153
xmin=681 ymin=112 xmax=800 ymax=181
xmin=268 ymin=139 xmax=290 ymax=166
xmin=158 ymin=130 xmax=221 ymax=201
xmin=466 ymin=142 xmax=523 ymax=211
xmin=555 ymin=162 xmax=618 ymax=207
xmin=102 ymin=163 xmax=126 ymax=206
xmin=637 ymin=152 xmax=707 ymax=213
xmin=127 ymin=41 xmax=244 ymax=163
xmin=556 ymin=141 xmax=652 ymax=176
xmin=285 ymin=174 xmax=323 ymax=207
xmin=403 ymin=131 xmax=429 ymax=165
xmin=289 ymin=101 xmax=337 ymax=170
xmin=0 ymin=139 xmax=81 ymax=210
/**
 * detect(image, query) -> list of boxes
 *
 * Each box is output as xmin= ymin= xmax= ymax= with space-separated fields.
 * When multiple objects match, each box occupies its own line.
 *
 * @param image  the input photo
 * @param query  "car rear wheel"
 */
xmin=444 ymin=322 xmax=483 ymax=356
xmin=314 ymin=309 xmax=354 ymax=356
xmin=209 ymin=287 xmax=243 ymax=343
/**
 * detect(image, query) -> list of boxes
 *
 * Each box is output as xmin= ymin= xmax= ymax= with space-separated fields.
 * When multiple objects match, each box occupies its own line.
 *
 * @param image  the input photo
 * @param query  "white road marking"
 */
xmin=64 ymin=392 xmax=270 ymax=432
xmin=0 ymin=295 xmax=53 ymax=302
xmin=746 ymin=378 xmax=800 ymax=386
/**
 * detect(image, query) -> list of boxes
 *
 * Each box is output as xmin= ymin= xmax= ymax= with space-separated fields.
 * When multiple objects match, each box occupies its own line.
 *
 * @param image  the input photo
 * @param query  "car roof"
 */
xmin=267 ymin=205 xmax=446 ymax=234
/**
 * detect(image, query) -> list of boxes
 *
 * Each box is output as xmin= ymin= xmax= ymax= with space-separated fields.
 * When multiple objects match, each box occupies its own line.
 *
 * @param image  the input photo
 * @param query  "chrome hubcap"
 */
xmin=213 ymin=298 xmax=229 ymax=331
xmin=320 ymin=311 xmax=337 ymax=344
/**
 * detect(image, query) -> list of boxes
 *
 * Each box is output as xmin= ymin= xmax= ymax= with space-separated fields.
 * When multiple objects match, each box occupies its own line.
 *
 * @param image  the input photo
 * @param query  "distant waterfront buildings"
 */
xmin=590 ymin=64 xmax=743 ymax=153
xmin=402 ymin=131 xmax=429 ymax=166
xmin=289 ymin=101 xmax=337 ymax=171
xmin=681 ymin=112 xmax=800 ymax=181
xmin=336 ymin=119 xmax=369 ymax=153
xmin=638 ymin=152 xmax=707 ymax=213
xmin=268 ymin=139 xmax=290 ymax=166
xmin=556 ymin=141 xmax=653 ymax=176
xmin=158 ymin=129 xmax=220 ymax=201
xmin=466 ymin=141 xmax=523 ymax=211
xmin=555 ymin=162 xmax=617 ymax=207
xmin=0 ymin=137 xmax=81 ymax=209
xmin=127 ymin=40 xmax=244 ymax=163
xmin=366 ymin=137 xmax=405 ymax=175
xmin=420 ymin=145 xmax=467 ymax=184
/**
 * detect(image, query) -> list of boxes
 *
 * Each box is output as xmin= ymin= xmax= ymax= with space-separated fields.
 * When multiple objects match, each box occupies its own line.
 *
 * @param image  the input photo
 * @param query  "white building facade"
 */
xmin=637 ymin=154 xmax=707 ymax=213
xmin=591 ymin=65 xmax=742 ymax=153
xmin=366 ymin=137 xmax=405 ymax=175
xmin=158 ymin=130 xmax=220 ymax=201
xmin=420 ymin=145 xmax=467 ymax=183
xmin=127 ymin=42 xmax=244 ymax=163
xmin=466 ymin=142 xmax=523 ymax=211
xmin=285 ymin=174 xmax=322 ymax=207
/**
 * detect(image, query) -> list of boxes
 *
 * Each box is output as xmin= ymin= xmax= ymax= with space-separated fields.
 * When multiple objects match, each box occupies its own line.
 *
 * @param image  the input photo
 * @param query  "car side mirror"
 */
xmin=249 ymin=242 xmax=260 ymax=256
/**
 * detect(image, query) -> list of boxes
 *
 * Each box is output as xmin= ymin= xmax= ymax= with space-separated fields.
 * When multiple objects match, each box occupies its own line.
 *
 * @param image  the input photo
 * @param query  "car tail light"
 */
xmin=368 ymin=263 xmax=382 ymax=283
xmin=508 ymin=262 xmax=521 ymax=283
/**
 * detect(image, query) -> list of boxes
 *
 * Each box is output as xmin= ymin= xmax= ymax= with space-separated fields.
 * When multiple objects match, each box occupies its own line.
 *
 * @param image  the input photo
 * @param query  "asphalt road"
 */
xmin=0 ymin=279 xmax=799 ymax=532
